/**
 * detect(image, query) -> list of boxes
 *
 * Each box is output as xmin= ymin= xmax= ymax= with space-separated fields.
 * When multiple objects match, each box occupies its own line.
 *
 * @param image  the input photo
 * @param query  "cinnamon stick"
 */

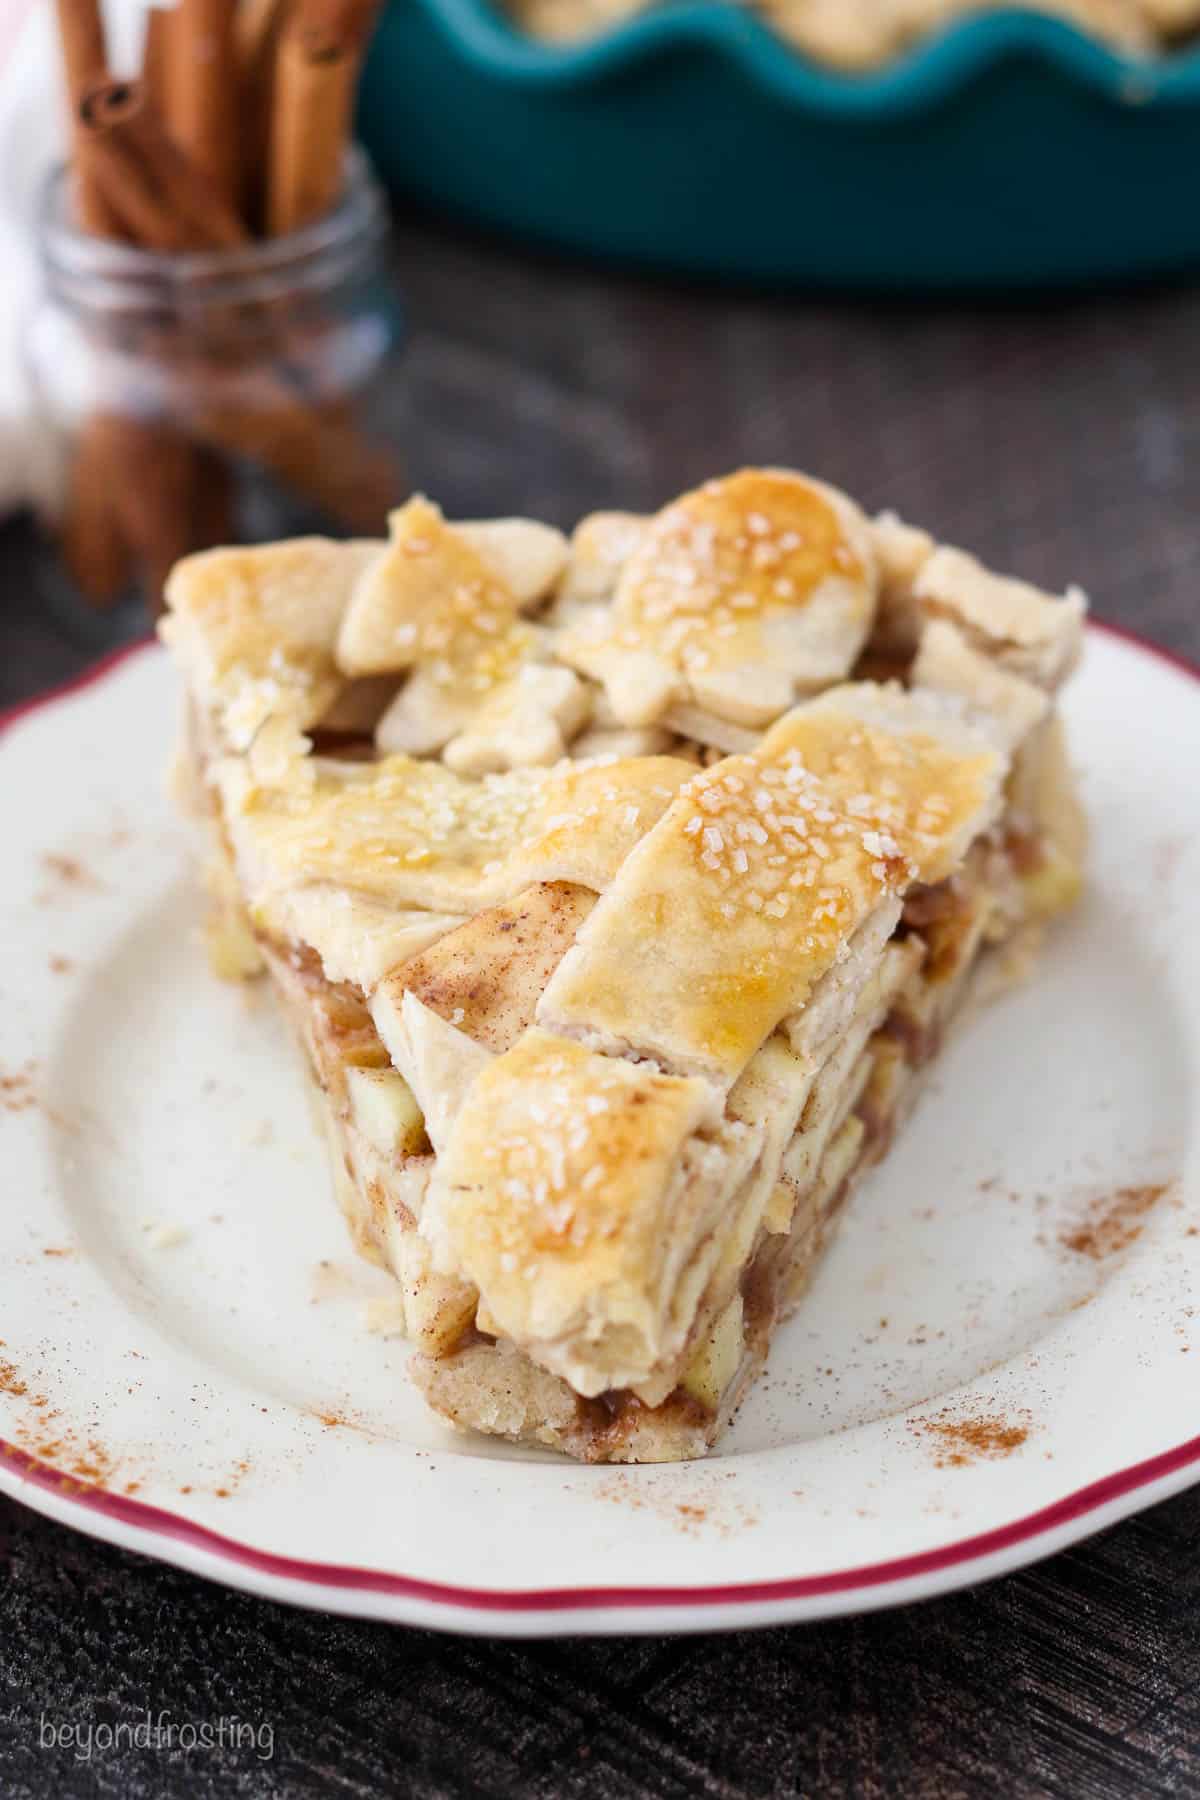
xmin=79 ymin=78 xmax=400 ymax=534
xmin=60 ymin=415 xmax=135 ymax=606
xmin=70 ymin=78 xmax=247 ymax=606
xmin=165 ymin=0 xmax=239 ymax=207
xmin=190 ymin=394 xmax=404 ymax=534
xmin=105 ymin=417 xmax=205 ymax=616
xmin=237 ymin=0 xmax=290 ymax=79
xmin=192 ymin=447 xmax=236 ymax=548
xmin=54 ymin=0 xmax=124 ymax=237
xmin=140 ymin=9 xmax=234 ymax=600
xmin=266 ymin=0 xmax=382 ymax=234
xmin=74 ymin=123 xmax=191 ymax=249
xmin=236 ymin=0 xmax=289 ymax=229
xmin=78 ymin=80 xmax=249 ymax=250
xmin=53 ymin=4 xmax=137 ymax=599
xmin=291 ymin=0 xmax=385 ymax=51
xmin=140 ymin=5 xmax=175 ymax=118
xmin=54 ymin=0 xmax=107 ymax=98
xmin=54 ymin=1 xmax=401 ymax=611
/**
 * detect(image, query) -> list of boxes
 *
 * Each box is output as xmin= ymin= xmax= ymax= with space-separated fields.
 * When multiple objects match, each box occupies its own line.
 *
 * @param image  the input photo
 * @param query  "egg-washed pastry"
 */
xmin=162 ymin=466 xmax=1086 ymax=1462
xmin=509 ymin=0 xmax=1199 ymax=62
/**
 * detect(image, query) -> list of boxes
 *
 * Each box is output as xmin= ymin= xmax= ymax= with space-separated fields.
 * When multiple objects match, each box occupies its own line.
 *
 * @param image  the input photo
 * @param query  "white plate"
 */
xmin=1 ymin=628 xmax=1198 ymax=1638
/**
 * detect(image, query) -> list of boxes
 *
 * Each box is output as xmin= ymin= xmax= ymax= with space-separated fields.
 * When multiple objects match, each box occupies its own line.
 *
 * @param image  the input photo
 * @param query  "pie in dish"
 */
xmin=509 ymin=0 xmax=1200 ymax=64
xmin=162 ymin=467 xmax=1086 ymax=1462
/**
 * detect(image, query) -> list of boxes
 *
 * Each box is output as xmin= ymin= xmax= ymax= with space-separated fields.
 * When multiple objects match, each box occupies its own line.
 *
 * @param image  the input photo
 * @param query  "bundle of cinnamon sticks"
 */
xmin=54 ymin=0 xmax=401 ymax=611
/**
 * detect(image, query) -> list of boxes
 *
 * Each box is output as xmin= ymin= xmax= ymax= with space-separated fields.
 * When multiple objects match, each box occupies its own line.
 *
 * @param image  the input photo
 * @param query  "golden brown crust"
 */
xmin=215 ymin=749 xmax=694 ymax=923
xmin=161 ymin=465 xmax=1089 ymax=1464
xmin=337 ymin=496 xmax=523 ymax=679
xmin=161 ymin=537 xmax=382 ymax=747
xmin=762 ymin=684 xmax=1009 ymax=883
xmin=913 ymin=547 xmax=1085 ymax=689
xmin=423 ymin=1028 xmax=757 ymax=1395
xmin=561 ymin=469 xmax=877 ymax=730
xmin=539 ymin=686 xmax=1004 ymax=1085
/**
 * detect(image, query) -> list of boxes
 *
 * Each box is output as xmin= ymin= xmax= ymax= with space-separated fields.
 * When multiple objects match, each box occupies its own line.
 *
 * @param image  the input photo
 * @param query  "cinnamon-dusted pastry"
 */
xmin=382 ymin=881 xmax=598 ymax=1054
xmin=163 ymin=466 xmax=1087 ymax=1462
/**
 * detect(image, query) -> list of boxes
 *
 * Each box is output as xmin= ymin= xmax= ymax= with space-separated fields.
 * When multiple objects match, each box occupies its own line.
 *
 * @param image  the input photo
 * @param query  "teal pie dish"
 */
xmin=357 ymin=0 xmax=1200 ymax=289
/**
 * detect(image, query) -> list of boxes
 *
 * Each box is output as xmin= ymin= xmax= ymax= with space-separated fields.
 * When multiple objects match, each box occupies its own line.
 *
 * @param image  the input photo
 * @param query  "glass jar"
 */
xmin=27 ymin=149 xmax=406 ymax=612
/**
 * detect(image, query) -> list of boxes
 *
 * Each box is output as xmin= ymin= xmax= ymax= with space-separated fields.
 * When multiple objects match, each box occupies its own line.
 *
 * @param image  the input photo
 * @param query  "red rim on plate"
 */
xmin=2 ymin=621 xmax=1197 ymax=1619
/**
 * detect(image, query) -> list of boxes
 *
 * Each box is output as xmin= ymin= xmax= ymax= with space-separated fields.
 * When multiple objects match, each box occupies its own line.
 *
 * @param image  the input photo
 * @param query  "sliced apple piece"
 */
xmin=681 ymin=1294 xmax=744 ymax=1414
xmin=345 ymin=1066 xmax=427 ymax=1160
xmin=389 ymin=1229 xmax=479 ymax=1356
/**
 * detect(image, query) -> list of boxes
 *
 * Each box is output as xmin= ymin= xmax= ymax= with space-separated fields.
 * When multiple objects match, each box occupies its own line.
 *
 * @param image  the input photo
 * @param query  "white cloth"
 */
xmin=0 ymin=0 xmax=146 ymax=520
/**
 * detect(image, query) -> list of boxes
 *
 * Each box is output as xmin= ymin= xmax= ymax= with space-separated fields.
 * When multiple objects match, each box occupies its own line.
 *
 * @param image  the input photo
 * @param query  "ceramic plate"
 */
xmin=1 ymin=627 xmax=1197 ymax=1637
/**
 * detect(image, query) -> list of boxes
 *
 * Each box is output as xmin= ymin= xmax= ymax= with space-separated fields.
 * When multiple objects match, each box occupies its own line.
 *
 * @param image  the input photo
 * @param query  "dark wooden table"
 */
xmin=2 ymin=210 xmax=1199 ymax=1800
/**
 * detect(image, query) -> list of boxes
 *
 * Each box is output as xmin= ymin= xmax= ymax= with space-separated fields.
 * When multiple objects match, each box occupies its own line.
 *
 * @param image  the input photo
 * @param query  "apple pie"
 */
xmin=510 ymin=0 xmax=1200 ymax=62
xmin=161 ymin=467 xmax=1086 ymax=1462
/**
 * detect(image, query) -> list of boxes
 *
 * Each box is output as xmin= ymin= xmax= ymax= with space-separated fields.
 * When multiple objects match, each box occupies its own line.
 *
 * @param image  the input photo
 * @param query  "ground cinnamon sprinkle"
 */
xmin=62 ymin=1441 xmax=117 ymax=1484
xmin=913 ymin=1410 xmax=1030 ymax=1469
xmin=0 ymin=1346 xmax=124 ymax=1490
xmin=1060 ymin=1184 xmax=1168 ymax=1260
xmin=40 ymin=851 xmax=101 ymax=890
xmin=0 ymin=1065 xmax=38 ymax=1113
xmin=587 ymin=1475 xmax=758 ymax=1537
xmin=0 ymin=1360 xmax=29 ymax=1399
xmin=9 ymin=1422 xmax=118 ymax=1488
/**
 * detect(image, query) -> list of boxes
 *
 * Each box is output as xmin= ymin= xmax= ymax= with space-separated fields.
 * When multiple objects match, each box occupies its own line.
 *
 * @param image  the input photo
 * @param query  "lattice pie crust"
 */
xmin=162 ymin=467 xmax=1086 ymax=1462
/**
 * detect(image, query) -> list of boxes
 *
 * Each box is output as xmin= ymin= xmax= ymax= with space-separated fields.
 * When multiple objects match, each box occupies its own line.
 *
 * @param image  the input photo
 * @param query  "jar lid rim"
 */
xmin=39 ymin=147 xmax=387 ymax=288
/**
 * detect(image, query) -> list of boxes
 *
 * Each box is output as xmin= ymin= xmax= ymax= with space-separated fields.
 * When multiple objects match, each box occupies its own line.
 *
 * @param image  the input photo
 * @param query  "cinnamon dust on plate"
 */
xmin=0 ymin=1350 xmax=119 ymax=1491
xmin=1059 ymin=1184 xmax=1168 ymax=1261
xmin=39 ymin=851 xmax=103 ymax=892
xmin=911 ymin=1410 xmax=1031 ymax=1469
xmin=0 ymin=1065 xmax=38 ymax=1113
xmin=584 ymin=1472 xmax=760 ymax=1538
xmin=1 ymin=1341 xmax=256 ymax=1501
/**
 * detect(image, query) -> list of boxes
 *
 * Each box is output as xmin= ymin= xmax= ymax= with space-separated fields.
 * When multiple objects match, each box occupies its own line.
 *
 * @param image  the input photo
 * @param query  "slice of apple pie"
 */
xmin=162 ymin=467 xmax=1085 ymax=1462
